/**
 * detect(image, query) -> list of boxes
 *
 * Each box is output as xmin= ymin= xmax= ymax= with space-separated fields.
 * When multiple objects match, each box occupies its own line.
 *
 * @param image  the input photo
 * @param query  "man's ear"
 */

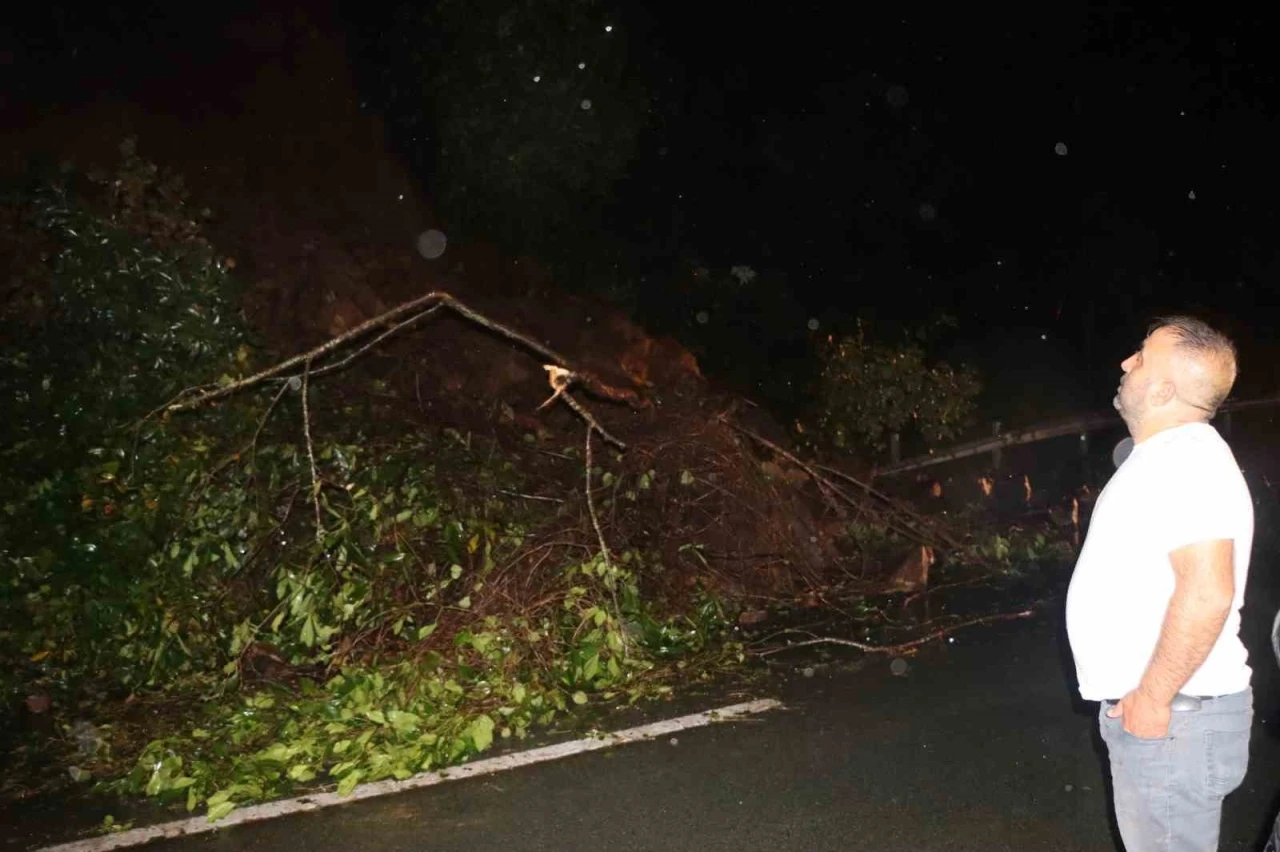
xmin=1151 ymin=380 xmax=1177 ymax=407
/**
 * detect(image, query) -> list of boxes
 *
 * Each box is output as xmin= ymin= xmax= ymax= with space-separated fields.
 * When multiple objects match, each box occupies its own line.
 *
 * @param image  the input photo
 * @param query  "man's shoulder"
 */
xmin=1157 ymin=424 xmax=1241 ymax=478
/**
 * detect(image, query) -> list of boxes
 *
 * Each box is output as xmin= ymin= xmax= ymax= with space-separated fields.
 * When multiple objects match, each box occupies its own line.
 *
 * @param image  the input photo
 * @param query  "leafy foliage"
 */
xmin=0 ymin=146 xmax=737 ymax=821
xmin=815 ymin=319 xmax=981 ymax=452
xmin=1 ymin=153 xmax=248 ymax=699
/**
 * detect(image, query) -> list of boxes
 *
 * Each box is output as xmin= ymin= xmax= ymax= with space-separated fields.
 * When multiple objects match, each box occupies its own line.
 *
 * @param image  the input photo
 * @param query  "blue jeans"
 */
xmin=1098 ymin=688 xmax=1252 ymax=852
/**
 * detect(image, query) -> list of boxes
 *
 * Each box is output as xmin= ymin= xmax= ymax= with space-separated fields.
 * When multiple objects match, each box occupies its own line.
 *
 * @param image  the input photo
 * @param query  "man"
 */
xmin=1066 ymin=316 xmax=1254 ymax=852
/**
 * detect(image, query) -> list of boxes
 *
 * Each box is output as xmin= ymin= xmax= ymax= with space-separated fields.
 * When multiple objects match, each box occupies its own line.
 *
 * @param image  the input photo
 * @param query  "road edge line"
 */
xmin=38 ymin=697 xmax=784 ymax=852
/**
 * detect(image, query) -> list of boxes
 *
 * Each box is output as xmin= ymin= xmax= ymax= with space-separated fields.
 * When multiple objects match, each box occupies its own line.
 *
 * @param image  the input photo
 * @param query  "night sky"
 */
xmin=4 ymin=3 xmax=1277 ymax=410
xmin=621 ymin=6 xmax=1277 ymax=324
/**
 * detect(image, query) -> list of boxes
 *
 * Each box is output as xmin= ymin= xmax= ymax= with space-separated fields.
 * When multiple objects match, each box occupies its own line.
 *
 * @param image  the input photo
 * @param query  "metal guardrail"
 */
xmin=873 ymin=393 xmax=1280 ymax=478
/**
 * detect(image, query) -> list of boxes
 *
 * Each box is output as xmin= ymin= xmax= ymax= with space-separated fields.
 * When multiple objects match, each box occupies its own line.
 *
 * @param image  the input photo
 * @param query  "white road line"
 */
xmin=39 ymin=698 xmax=783 ymax=852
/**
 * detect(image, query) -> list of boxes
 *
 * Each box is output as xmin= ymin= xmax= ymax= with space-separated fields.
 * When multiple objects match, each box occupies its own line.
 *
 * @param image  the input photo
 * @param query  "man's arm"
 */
xmin=1111 ymin=538 xmax=1235 ymax=737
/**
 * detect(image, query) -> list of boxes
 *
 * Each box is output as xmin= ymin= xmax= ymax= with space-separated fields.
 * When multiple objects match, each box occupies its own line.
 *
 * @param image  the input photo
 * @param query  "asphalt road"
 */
xmin=128 ymin=605 xmax=1280 ymax=852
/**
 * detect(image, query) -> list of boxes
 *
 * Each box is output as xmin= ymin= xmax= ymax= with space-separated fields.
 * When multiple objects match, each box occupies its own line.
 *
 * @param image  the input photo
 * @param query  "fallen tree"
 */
xmin=1 ymin=144 xmax=1068 ymax=826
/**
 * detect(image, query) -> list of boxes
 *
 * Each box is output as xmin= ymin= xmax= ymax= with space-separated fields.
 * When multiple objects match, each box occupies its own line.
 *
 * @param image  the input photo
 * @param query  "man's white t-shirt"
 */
xmin=1066 ymin=422 xmax=1254 ymax=701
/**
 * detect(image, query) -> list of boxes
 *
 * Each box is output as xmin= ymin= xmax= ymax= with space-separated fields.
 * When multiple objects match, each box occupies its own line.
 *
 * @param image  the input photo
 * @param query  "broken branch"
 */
xmin=752 ymin=609 xmax=1035 ymax=657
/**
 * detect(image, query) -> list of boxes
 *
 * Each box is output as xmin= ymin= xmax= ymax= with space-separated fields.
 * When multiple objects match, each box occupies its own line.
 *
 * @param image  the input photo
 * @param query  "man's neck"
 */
xmin=1131 ymin=415 xmax=1205 ymax=444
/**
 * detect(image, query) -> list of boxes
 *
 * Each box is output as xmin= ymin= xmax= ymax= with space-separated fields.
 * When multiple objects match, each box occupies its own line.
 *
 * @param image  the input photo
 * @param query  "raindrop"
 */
xmin=1054 ymin=142 xmax=1069 ymax=156
xmin=416 ymin=229 xmax=448 ymax=260
xmin=604 ymin=24 xmax=612 ymax=32
xmin=532 ymin=74 xmax=541 ymax=82
xmin=807 ymin=318 xmax=820 ymax=330
xmin=580 ymin=99 xmax=592 ymax=110
xmin=1188 ymin=190 xmax=1197 ymax=200
xmin=578 ymin=62 xmax=586 ymax=69
xmin=885 ymin=84 xmax=909 ymax=108
xmin=695 ymin=310 xmax=709 ymax=325
xmin=918 ymin=202 xmax=937 ymax=221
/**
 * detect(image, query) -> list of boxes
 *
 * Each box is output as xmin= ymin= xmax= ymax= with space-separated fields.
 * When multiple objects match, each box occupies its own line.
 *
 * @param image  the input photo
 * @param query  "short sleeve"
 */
xmin=1157 ymin=452 xmax=1241 ymax=554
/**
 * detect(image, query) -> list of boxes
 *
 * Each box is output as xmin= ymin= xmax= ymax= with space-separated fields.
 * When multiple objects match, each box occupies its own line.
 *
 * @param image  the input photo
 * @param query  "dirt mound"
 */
xmin=2 ymin=0 xmax=942 ymax=609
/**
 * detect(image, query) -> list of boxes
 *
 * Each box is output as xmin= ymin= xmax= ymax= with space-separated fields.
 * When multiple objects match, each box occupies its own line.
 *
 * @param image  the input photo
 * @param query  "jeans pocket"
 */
xmin=1205 ymin=722 xmax=1251 ymax=798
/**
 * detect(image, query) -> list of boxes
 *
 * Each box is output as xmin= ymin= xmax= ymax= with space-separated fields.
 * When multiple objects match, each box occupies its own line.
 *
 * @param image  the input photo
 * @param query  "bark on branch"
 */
xmin=162 ymin=290 xmax=644 ymax=415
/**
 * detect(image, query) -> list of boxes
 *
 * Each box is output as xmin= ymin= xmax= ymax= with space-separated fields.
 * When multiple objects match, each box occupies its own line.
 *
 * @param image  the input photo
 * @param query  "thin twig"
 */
xmin=295 ymin=304 xmax=444 ymax=382
xmin=300 ymin=357 xmax=322 ymax=544
xmin=724 ymin=418 xmax=933 ymax=543
xmin=901 ymin=572 xmax=1001 ymax=608
xmin=752 ymin=609 xmax=1035 ymax=657
xmin=496 ymin=489 xmax=565 ymax=504
xmin=815 ymin=462 xmax=964 ymax=549
xmin=584 ymin=423 xmax=626 ymax=646
xmin=719 ymin=417 xmax=846 ymax=517
xmin=249 ymin=380 xmax=292 ymax=471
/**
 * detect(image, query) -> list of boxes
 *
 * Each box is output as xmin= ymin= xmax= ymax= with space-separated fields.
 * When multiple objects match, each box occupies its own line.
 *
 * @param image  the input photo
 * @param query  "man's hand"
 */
xmin=1106 ymin=687 xmax=1172 ymax=739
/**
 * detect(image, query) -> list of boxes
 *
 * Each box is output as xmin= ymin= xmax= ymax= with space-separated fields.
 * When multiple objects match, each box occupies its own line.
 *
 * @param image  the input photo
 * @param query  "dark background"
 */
xmin=4 ymin=2 xmax=1277 ymax=424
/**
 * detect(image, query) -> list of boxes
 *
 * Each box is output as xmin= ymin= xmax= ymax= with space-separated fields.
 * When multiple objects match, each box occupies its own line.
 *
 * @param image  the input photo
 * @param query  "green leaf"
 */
xmin=288 ymin=764 xmax=317 ymax=782
xmin=206 ymin=789 xmax=233 ymax=809
xmin=417 ymin=623 xmax=437 ymax=641
xmin=329 ymin=760 xmax=357 ymax=777
xmin=679 ymin=470 xmax=695 ymax=486
xmin=387 ymin=710 xmax=421 ymax=733
xmin=572 ymin=691 xmax=588 ymax=705
xmin=336 ymin=770 xmax=363 ymax=797
xmin=466 ymin=714 xmax=495 ymax=752
xmin=364 ymin=709 xmax=387 ymax=725
xmin=207 ymin=801 xmax=235 ymax=822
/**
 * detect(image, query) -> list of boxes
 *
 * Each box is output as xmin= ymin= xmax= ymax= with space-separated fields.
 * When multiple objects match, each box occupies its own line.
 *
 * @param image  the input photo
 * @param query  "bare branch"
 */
xmin=752 ymin=609 xmax=1034 ymax=657
xmin=300 ymin=357 xmax=322 ymax=544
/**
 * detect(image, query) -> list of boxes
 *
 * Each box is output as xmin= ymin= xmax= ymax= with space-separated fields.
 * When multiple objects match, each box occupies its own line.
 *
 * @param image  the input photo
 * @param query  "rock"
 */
xmin=71 ymin=720 xmax=105 ymax=757
xmin=737 ymin=609 xmax=769 ymax=626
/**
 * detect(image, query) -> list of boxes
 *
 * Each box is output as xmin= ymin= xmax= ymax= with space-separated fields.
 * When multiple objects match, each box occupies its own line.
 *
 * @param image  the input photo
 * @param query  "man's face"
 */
xmin=1115 ymin=327 xmax=1178 ymax=422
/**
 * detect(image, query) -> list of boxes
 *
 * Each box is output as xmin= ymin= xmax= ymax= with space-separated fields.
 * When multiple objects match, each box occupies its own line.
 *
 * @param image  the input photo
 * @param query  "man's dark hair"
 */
xmin=1149 ymin=315 xmax=1238 ymax=413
